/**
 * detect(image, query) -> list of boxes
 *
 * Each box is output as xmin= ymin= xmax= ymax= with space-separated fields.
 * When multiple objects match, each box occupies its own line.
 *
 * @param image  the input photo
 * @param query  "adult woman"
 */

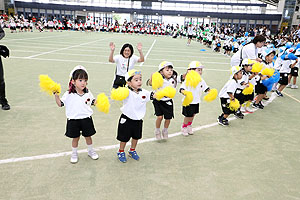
xmin=231 ymin=35 xmax=266 ymax=67
xmin=109 ymin=42 xmax=144 ymax=88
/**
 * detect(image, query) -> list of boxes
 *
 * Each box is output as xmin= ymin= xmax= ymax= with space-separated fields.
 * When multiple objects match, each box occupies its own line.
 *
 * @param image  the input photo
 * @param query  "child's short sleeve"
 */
xmin=60 ymin=91 xmax=69 ymax=104
xmin=227 ymin=80 xmax=236 ymax=94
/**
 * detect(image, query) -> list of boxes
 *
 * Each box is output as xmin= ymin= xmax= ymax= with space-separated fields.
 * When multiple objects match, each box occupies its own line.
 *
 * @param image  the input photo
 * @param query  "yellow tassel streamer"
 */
xmin=96 ymin=93 xmax=110 ymax=114
xmin=152 ymin=72 xmax=164 ymax=90
xmin=251 ymin=62 xmax=263 ymax=73
xmin=261 ymin=68 xmax=275 ymax=77
xmin=182 ymin=90 xmax=193 ymax=106
xmin=185 ymin=70 xmax=201 ymax=88
xmin=39 ymin=75 xmax=61 ymax=95
xmin=203 ymin=88 xmax=218 ymax=102
xmin=229 ymin=99 xmax=240 ymax=111
xmin=110 ymin=87 xmax=130 ymax=101
xmin=155 ymin=86 xmax=176 ymax=100
xmin=242 ymin=83 xmax=254 ymax=95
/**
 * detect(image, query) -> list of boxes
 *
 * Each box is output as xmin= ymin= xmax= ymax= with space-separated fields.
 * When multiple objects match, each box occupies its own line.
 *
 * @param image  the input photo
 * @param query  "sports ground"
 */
xmin=0 ymin=31 xmax=300 ymax=200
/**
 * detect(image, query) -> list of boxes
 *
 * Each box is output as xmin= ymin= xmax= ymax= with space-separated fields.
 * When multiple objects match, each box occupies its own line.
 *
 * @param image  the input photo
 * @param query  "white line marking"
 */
xmin=282 ymin=91 xmax=300 ymax=103
xmin=10 ymin=56 xmax=230 ymax=71
xmin=140 ymin=39 xmax=156 ymax=66
xmin=27 ymin=37 xmax=110 ymax=58
xmin=3 ymin=35 xmax=68 ymax=42
xmin=0 ymin=116 xmax=237 ymax=165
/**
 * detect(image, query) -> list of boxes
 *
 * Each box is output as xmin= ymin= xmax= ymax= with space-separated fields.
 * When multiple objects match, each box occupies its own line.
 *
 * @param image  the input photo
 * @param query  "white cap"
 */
xmin=69 ymin=65 xmax=88 ymax=79
xmin=158 ymin=61 xmax=173 ymax=71
xmin=230 ymin=66 xmax=242 ymax=78
xmin=188 ymin=61 xmax=204 ymax=69
xmin=125 ymin=69 xmax=141 ymax=81
xmin=241 ymin=58 xmax=256 ymax=66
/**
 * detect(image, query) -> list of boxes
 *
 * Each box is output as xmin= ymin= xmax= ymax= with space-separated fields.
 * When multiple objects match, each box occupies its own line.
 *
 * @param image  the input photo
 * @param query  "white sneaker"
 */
xmin=182 ymin=127 xmax=189 ymax=136
xmin=286 ymin=84 xmax=292 ymax=88
xmin=162 ymin=129 xmax=168 ymax=139
xmin=70 ymin=153 xmax=78 ymax=164
xmin=155 ymin=129 xmax=162 ymax=140
xmin=240 ymin=106 xmax=246 ymax=113
xmin=187 ymin=125 xmax=193 ymax=135
xmin=88 ymin=150 xmax=99 ymax=160
xmin=291 ymin=85 xmax=298 ymax=89
xmin=245 ymin=106 xmax=254 ymax=113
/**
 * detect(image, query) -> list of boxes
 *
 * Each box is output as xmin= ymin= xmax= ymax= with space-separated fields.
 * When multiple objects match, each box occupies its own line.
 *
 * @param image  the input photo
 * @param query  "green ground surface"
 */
xmin=0 ymin=31 xmax=300 ymax=200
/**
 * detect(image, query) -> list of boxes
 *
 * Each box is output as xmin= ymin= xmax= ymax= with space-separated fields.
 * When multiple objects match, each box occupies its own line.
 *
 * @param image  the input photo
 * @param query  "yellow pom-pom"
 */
xmin=39 ymin=75 xmax=61 ymax=95
xmin=152 ymin=72 xmax=164 ymax=90
xmin=229 ymin=99 xmax=240 ymax=111
xmin=242 ymin=83 xmax=254 ymax=95
xmin=251 ymin=62 xmax=263 ymax=73
xmin=182 ymin=90 xmax=193 ymax=106
xmin=185 ymin=70 xmax=201 ymax=88
xmin=96 ymin=93 xmax=110 ymax=114
xmin=261 ymin=68 xmax=275 ymax=77
xmin=110 ymin=87 xmax=130 ymax=101
xmin=203 ymin=88 xmax=218 ymax=102
xmin=155 ymin=86 xmax=176 ymax=100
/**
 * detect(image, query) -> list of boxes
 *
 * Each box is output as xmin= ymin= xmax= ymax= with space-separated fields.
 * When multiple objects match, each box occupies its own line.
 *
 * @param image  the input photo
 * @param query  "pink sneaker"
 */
xmin=187 ymin=125 xmax=193 ymax=135
xmin=162 ymin=129 xmax=168 ymax=139
xmin=155 ymin=129 xmax=162 ymax=140
xmin=182 ymin=127 xmax=189 ymax=136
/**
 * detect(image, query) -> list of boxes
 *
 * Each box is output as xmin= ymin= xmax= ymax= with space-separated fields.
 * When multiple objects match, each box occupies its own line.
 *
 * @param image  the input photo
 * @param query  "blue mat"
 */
xmin=200 ymin=49 xmax=206 ymax=51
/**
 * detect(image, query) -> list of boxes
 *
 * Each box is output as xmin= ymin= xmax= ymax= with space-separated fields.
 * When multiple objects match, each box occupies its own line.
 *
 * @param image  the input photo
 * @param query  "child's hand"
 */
xmin=137 ymin=43 xmax=142 ymax=51
xmin=109 ymin=42 xmax=115 ymax=51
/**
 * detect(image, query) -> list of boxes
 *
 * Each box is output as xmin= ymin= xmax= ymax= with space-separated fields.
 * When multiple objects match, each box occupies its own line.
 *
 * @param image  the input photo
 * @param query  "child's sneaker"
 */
xmin=128 ymin=150 xmax=140 ymax=161
xmin=276 ymin=90 xmax=283 ymax=97
xmin=162 ymin=129 xmax=168 ymax=139
xmin=88 ymin=150 xmax=99 ymax=160
xmin=252 ymin=103 xmax=263 ymax=109
xmin=286 ymin=84 xmax=292 ymax=88
xmin=187 ymin=125 xmax=193 ymax=135
xmin=234 ymin=111 xmax=244 ymax=119
xmin=154 ymin=129 xmax=162 ymax=140
xmin=291 ymin=85 xmax=298 ymax=89
xmin=240 ymin=106 xmax=246 ymax=113
xmin=245 ymin=106 xmax=254 ymax=113
xmin=217 ymin=116 xmax=229 ymax=126
xmin=117 ymin=152 xmax=127 ymax=163
xmin=182 ymin=127 xmax=189 ymax=136
xmin=70 ymin=153 xmax=78 ymax=164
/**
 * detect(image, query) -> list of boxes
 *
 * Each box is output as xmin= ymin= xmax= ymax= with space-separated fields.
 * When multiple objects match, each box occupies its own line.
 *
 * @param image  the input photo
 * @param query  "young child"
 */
xmin=147 ymin=61 xmax=181 ymax=140
xmin=180 ymin=61 xmax=210 ymax=136
xmin=54 ymin=66 xmax=99 ymax=164
xmin=287 ymin=49 xmax=299 ymax=89
xmin=116 ymin=69 xmax=152 ymax=163
xmin=109 ymin=42 xmax=144 ymax=88
xmin=276 ymin=53 xmax=298 ymax=97
xmin=218 ymin=66 xmax=243 ymax=126
xmin=235 ymin=59 xmax=255 ymax=116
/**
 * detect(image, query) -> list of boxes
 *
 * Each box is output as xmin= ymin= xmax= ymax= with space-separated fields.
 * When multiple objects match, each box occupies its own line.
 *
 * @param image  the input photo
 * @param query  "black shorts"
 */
xmin=291 ymin=68 xmax=299 ymax=77
xmin=65 ymin=117 xmax=96 ymax=138
xmin=152 ymin=99 xmax=174 ymax=119
xmin=182 ymin=104 xmax=199 ymax=117
xmin=224 ymin=46 xmax=231 ymax=51
xmin=234 ymin=89 xmax=245 ymax=104
xmin=255 ymin=82 xmax=267 ymax=94
xmin=188 ymin=35 xmax=193 ymax=39
xmin=278 ymin=73 xmax=289 ymax=85
xmin=117 ymin=114 xmax=143 ymax=142
xmin=113 ymin=75 xmax=126 ymax=89
xmin=207 ymin=41 xmax=212 ymax=45
xmin=220 ymin=98 xmax=235 ymax=115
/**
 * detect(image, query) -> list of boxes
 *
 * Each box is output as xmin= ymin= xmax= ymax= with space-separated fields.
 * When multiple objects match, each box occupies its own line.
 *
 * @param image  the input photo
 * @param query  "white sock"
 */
xmin=156 ymin=128 xmax=160 ymax=132
xmin=163 ymin=128 xmax=168 ymax=132
xmin=87 ymin=144 xmax=93 ymax=152
xmin=72 ymin=147 xmax=77 ymax=154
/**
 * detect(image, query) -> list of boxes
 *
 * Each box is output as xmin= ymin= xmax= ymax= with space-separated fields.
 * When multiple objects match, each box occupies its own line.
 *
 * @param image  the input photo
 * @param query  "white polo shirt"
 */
xmin=113 ymin=54 xmax=139 ymax=76
xmin=231 ymin=43 xmax=258 ymax=67
xmin=219 ymin=79 xmax=239 ymax=99
xmin=279 ymin=60 xmax=292 ymax=73
xmin=180 ymin=79 xmax=209 ymax=104
xmin=121 ymin=89 xmax=151 ymax=120
xmin=61 ymin=90 xmax=95 ymax=119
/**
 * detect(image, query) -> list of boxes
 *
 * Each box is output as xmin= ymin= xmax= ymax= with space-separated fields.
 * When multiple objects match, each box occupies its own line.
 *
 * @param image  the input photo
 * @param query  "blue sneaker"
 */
xmin=117 ymin=152 xmax=127 ymax=163
xmin=128 ymin=150 xmax=140 ymax=161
